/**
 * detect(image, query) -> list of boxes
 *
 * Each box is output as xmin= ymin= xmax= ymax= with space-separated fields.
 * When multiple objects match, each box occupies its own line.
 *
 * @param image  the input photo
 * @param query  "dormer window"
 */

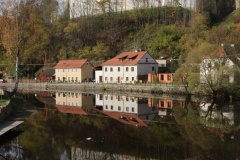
xmin=118 ymin=55 xmax=128 ymax=61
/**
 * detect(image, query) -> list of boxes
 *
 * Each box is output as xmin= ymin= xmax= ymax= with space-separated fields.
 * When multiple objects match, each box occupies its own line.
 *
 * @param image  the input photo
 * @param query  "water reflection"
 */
xmin=1 ymin=90 xmax=240 ymax=159
xmin=94 ymin=94 xmax=159 ymax=126
xmin=55 ymin=92 xmax=94 ymax=115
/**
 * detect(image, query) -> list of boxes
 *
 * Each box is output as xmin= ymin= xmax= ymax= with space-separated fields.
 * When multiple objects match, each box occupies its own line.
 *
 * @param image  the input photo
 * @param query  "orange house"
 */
xmin=147 ymin=73 xmax=173 ymax=83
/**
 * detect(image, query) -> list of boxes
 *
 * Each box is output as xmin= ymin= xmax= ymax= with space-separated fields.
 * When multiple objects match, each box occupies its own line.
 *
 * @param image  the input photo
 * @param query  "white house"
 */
xmin=96 ymin=50 xmax=158 ymax=83
xmin=200 ymin=58 xmax=235 ymax=84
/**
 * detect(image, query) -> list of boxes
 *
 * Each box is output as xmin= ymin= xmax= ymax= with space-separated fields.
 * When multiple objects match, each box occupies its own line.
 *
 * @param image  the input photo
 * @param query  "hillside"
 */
xmin=0 ymin=4 xmax=239 ymax=78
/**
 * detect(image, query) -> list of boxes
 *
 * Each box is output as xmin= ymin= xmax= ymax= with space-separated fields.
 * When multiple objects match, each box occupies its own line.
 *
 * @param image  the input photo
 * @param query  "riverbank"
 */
xmin=0 ymin=82 xmax=189 ymax=95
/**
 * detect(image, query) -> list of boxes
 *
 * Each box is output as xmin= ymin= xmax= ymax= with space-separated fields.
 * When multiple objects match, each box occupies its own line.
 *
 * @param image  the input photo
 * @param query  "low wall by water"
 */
xmin=0 ymin=82 xmax=189 ymax=95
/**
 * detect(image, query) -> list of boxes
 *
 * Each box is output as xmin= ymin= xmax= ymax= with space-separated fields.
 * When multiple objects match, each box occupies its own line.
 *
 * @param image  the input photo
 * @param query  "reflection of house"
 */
xmin=55 ymin=92 xmax=94 ymax=115
xmin=200 ymin=102 xmax=234 ymax=128
xmin=54 ymin=59 xmax=94 ymax=83
xmin=98 ymin=51 xmax=158 ymax=83
xmin=94 ymin=94 xmax=158 ymax=126
xmin=148 ymin=98 xmax=173 ymax=117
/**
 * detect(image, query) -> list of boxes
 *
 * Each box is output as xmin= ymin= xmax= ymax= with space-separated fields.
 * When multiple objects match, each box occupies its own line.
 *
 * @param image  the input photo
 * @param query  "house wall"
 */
xmin=95 ymin=70 xmax=103 ymax=83
xmin=137 ymin=53 xmax=158 ymax=76
xmin=158 ymin=73 xmax=173 ymax=83
xmin=55 ymin=62 xmax=93 ymax=83
xmin=81 ymin=63 xmax=94 ymax=82
xmin=55 ymin=68 xmax=81 ymax=82
xmin=102 ymin=65 xmax=138 ymax=83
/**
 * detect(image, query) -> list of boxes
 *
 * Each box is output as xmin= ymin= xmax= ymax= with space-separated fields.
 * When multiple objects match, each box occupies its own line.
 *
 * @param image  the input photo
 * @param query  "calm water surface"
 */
xmin=0 ymin=90 xmax=240 ymax=160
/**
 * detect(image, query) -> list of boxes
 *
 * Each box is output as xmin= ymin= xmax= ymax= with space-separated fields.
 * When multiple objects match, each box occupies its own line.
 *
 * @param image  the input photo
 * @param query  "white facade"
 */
xmin=100 ymin=52 xmax=158 ymax=83
xmin=69 ymin=0 xmax=196 ymax=18
xmin=200 ymin=58 xmax=235 ymax=84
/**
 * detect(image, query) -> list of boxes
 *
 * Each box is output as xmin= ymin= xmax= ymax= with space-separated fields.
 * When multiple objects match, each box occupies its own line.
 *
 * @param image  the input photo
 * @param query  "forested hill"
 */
xmin=0 ymin=2 xmax=239 ymax=78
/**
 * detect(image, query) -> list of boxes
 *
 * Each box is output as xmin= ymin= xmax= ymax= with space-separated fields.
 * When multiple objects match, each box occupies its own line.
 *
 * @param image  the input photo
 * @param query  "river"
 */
xmin=0 ymin=89 xmax=240 ymax=160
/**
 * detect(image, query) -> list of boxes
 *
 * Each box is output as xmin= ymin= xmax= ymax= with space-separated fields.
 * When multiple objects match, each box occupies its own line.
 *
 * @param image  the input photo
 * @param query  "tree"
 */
xmin=0 ymin=0 xmax=51 ymax=78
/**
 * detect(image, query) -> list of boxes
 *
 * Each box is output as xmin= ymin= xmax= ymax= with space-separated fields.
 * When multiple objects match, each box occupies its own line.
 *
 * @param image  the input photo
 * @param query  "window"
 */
xmin=118 ymin=106 xmax=121 ymax=111
xmin=126 ymin=77 xmax=129 ymax=81
xmin=131 ymin=67 xmax=134 ymax=71
xmin=105 ymin=96 xmax=108 ymax=100
xmin=68 ymin=69 xmax=70 ymax=72
xmin=110 ymin=67 xmax=113 ymax=72
xmin=126 ymin=97 xmax=129 ymax=101
xmin=111 ymin=96 xmax=113 ymax=100
xmin=152 ymin=67 xmax=155 ymax=71
xmin=161 ymin=75 xmax=164 ymax=80
xmin=168 ymin=102 xmax=171 ymax=108
xmin=126 ymin=67 xmax=129 ymax=71
xmin=132 ymin=107 xmax=134 ymax=112
xmin=167 ymin=75 xmax=171 ymax=80
xmin=111 ymin=105 xmax=113 ymax=110
xmin=126 ymin=107 xmax=129 ymax=112
xmin=110 ymin=77 xmax=113 ymax=81
xmin=118 ymin=67 xmax=120 ymax=71
xmin=146 ymin=58 xmax=148 ymax=62
xmin=160 ymin=101 xmax=164 ymax=107
xmin=105 ymin=67 xmax=107 ymax=72
xmin=72 ymin=69 xmax=73 ymax=72
xmin=105 ymin=105 xmax=108 ymax=109
xmin=58 ymin=69 xmax=60 ymax=72
xmin=75 ymin=69 xmax=77 ymax=72
xmin=105 ymin=77 xmax=108 ymax=81
xmin=63 ymin=69 xmax=65 ymax=72
xmin=132 ymin=77 xmax=134 ymax=81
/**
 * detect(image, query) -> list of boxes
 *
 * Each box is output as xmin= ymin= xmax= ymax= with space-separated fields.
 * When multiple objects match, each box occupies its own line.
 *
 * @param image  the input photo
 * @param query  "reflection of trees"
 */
xmin=173 ymin=101 xmax=237 ymax=159
xmin=17 ymin=106 xmax=190 ymax=159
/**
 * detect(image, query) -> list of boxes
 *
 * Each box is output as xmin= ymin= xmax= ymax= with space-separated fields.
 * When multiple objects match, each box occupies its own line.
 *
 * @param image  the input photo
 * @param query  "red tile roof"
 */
xmin=102 ymin=51 xmax=150 ymax=66
xmin=94 ymin=108 xmax=147 ymax=126
xmin=55 ymin=105 xmax=88 ymax=115
xmin=54 ymin=59 xmax=88 ymax=69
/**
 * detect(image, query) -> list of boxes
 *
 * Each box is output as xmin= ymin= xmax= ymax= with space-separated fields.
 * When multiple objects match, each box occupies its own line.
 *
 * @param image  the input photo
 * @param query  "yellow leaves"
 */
xmin=64 ymin=22 xmax=81 ymax=34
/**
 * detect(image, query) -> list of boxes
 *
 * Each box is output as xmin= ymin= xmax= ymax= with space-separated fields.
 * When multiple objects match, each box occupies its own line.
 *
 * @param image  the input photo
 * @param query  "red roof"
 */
xmin=54 ymin=59 xmax=88 ymax=69
xmin=94 ymin=108 xmax=147 ymax=126
xmin=101 ymin=51 xmax=149 ymax=66
xmin=55 ymin=105 xmax=88 ymax=115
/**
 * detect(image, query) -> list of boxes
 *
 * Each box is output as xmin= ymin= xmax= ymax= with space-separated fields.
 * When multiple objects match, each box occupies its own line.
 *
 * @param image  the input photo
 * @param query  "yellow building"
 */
xmin=54 ymin=59 xmax=94 ymax=83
